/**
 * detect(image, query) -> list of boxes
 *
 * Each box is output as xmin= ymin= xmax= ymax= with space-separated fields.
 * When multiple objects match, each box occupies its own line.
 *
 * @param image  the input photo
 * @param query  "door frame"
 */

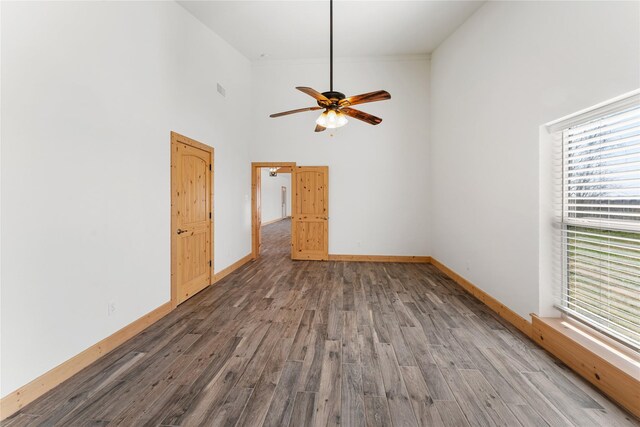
xmin=251 ymin=162 xmax=296 ymax=259
xmin=171 ymin=131 xmax=214 ymax=308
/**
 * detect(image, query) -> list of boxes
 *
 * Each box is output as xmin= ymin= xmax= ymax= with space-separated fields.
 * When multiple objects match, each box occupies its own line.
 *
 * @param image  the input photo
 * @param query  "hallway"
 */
xmin=3 ymin=219 xmax=637 ymax=426
xmin=260 ymin=218 xmax=292 ymax=259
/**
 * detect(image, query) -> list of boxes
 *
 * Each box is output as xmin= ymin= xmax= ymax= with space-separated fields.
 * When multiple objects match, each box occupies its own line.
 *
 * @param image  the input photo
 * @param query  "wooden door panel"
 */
xmin=292 ymin=166 xmax=328 ymax=260
xmin=296 ymin=170 xmax=327 ymax=215
xmin=171 ymin=132 xmax=213 ymax=306
xmin=293 ymin=220 xmax=326 ymax=255
xmin=177 ymin=225 xmax=210 ymax=303
xmin=179 ymin=152 xmax=209 ymax=224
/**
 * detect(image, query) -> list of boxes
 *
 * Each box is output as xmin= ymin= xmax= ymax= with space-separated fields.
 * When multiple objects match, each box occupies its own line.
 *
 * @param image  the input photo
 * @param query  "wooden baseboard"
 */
xmin=328 ymin=254 xmax=432 ymax=263
xmin=430 ymin=258 xmax=532 ymax=338
xmin=531 ymin=315 xmax=640 ymax=418
xmin=0 ymin=302 xmax=173 ymax=420
xmin=431 ymin=258 xmax=640 ymax=418
xmin=213 ymin=254 xmax=253 ymax=283
xmin=5 ymin=253 xmax=635 ymax=420
xmin=1 ymin=252 xmax=254 ymax=420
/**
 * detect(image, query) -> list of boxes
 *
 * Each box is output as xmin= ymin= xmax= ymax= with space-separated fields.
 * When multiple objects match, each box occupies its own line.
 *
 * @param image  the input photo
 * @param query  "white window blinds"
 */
xmin=559 ymin=96 xmax=640 ymax=350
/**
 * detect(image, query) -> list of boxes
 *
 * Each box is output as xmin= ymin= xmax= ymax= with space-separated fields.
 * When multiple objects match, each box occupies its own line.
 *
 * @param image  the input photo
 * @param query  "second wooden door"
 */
xmin=292 ymin=166 xmax=328 ymax=260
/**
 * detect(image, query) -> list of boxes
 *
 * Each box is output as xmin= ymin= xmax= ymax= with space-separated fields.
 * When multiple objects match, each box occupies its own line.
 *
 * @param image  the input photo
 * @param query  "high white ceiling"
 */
xmin=178 ymin=1 xmax=485 ymax=61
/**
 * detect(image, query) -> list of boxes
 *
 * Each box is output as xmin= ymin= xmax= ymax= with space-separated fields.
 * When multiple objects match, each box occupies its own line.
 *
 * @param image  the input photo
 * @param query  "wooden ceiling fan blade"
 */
xmin=339 ymin=90 xmax=390 ymax=107
xmin=315 ymin=124 xmax=326 ymax=132
xmin=296 ymin=87 xmax=331 ymax=105
xmin=270 ymin=106 xmax=323 ymax=118
xmin=341 ymin=107 xmax=382 ymax=125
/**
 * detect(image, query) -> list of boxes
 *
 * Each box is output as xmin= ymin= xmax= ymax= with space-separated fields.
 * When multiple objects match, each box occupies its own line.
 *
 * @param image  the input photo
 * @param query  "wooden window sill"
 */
xmin=531 ymin=314 xmax=639 ymax=418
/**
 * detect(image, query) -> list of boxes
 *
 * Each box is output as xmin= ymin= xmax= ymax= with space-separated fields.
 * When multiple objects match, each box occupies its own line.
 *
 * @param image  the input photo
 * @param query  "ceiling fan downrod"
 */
xmin=330 ymin=0 xmax=333 ymax=92
xmin=268 ymin=0 xmax=391 ymax=131
xmin=323 ymin=0 xmax=345 ymax=102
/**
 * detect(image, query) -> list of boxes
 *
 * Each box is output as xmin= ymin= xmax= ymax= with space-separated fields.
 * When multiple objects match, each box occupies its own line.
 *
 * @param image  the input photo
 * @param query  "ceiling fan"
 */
xmin=269 ymin=0 xmax=391 ymax=132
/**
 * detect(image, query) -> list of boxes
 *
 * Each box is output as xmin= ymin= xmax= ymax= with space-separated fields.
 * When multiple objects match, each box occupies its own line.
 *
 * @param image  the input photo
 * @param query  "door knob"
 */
xmin=177 ymin=229 xmax=188 ymax=234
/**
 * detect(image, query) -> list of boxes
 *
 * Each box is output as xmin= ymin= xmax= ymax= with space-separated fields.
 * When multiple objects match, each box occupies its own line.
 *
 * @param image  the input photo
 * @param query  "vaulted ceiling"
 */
xmin=178 ymin=1 xmax=485 ymax=60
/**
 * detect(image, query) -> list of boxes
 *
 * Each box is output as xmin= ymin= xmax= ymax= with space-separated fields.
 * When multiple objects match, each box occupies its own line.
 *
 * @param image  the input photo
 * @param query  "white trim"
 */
xmin=560 ymin=314 xmax=640 ymax=362
xmin=549 ymin=91 xmax=640 ymax=351
xmin=546 ymin=88 xmax=640 ymax=133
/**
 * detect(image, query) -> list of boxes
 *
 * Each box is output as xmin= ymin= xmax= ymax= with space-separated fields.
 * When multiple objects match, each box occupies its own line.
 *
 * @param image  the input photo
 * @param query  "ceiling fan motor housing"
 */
xmin=321 ymin=91 xmax=346 ymax=106
xmin=269 ymin=0 xmax=390 ymax=129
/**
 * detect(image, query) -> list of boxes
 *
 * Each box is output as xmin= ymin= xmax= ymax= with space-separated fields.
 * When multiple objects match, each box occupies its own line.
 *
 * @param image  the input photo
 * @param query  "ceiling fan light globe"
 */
xmin=316 ymin=110 xmax=348 ymax=129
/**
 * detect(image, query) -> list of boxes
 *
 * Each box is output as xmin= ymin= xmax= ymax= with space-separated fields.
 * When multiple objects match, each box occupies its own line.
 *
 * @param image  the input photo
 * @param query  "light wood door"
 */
xmin=253 ymin=167 xmax=262 ymax=256
xmin=292 ymin=166 xmax=328 ymax=260
xmin=171 ymin=132 xmax=213 ymax=305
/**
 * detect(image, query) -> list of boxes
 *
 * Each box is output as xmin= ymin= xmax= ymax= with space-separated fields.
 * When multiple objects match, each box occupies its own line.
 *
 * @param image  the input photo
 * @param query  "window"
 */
xmin=556 ymin=92 xmax=640 ymax=351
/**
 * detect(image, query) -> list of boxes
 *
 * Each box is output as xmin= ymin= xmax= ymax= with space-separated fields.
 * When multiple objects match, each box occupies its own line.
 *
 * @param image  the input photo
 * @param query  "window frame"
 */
xmin=549 ymin=89 xmax=640 ymax=352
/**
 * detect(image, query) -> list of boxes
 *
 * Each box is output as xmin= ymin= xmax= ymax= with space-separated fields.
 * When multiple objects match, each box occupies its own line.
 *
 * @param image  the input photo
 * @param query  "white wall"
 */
xmin=429 ymin=1 xmax=640 ymax=319
xmin=251 ymin=57 xmax=430 ymax=256
xmin=260 ymin=168 xmax=291 ymax=223
xmin=1 ymin=1 xmax=252 ymax=397
xmin=6 ymin=0 xmax=637 ymax=402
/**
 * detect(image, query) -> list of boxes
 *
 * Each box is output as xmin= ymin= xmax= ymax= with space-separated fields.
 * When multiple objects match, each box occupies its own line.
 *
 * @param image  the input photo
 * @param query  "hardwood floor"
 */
xmin=4 ymin=218 xmax=638 ymax=426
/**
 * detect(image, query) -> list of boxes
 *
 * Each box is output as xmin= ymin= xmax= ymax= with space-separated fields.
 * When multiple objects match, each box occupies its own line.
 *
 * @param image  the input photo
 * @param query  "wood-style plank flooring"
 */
xmin=4 ymin=218 xmax=638 ymax=426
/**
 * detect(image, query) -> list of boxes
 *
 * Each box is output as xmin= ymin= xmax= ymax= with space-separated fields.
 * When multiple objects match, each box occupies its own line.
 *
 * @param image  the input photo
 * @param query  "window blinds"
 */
xmin=559 ymin=101 xmax=640 ymax=350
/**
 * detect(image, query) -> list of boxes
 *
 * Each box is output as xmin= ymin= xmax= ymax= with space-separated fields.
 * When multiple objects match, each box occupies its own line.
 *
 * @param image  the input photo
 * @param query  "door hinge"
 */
xmin=209 ymin=260 xmax=212 ymax=267
xmin=209 ymin=164 xmax=212 ymax=171
xmin=209 ymin=212 xmax=212 ymax=219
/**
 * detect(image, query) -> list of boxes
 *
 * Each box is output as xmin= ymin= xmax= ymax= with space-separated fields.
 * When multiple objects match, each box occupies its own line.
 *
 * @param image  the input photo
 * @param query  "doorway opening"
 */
xmin=259 ymin=165 xmax=293 ymax=258
xmin=251 ymin=162 xmax=295 ymax=259
xmin=252 ymin=162 xmax=329 ymax=261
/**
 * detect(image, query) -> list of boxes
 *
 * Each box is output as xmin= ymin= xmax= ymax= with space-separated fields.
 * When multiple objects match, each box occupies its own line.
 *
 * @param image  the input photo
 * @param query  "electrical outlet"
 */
xmin=108 ymin=302 xmax=116 ymax=316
